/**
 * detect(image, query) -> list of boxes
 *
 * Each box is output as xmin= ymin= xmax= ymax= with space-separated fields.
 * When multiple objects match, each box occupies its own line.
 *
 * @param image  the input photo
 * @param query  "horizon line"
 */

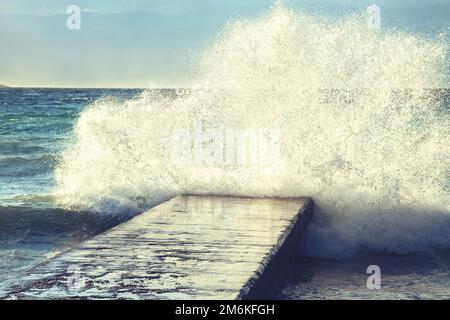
xmin=2 ymin=86 xmax=450 ymax=90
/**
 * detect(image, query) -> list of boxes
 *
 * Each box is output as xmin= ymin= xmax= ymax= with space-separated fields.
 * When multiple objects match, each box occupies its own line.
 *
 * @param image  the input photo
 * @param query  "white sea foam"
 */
xmin=54 ymin=3 xmax=450 ymax=258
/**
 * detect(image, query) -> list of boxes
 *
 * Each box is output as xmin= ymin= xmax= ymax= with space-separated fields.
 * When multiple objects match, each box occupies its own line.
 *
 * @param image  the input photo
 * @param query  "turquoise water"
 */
xmin=0 ymin=88 xmax=142 ymax=207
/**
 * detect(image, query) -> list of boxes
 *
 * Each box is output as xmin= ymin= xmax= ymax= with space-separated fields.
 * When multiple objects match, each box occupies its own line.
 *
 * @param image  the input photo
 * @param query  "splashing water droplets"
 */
xmin=54 ymin=4 xmax=450 ymax=258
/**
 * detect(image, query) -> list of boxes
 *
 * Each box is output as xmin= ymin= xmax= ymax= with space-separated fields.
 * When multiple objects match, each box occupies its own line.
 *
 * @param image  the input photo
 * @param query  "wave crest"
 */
xmin=54 ymin=4 xmax=450 ymax=257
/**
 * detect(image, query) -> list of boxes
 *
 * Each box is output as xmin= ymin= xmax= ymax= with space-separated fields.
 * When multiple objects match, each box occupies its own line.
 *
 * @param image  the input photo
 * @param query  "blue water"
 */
xmin=0 ymin=88 xmax=449 ymax=299
xmin=0 ymin=88 xmax=143 ymax=207
xmin=0 ymin=88 xmax=142 ymax=285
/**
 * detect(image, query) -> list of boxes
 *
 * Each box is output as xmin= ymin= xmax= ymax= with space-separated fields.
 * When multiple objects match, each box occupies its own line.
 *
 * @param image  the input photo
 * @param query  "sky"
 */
xmin=0 ymin=0 xmax=449 ymax=87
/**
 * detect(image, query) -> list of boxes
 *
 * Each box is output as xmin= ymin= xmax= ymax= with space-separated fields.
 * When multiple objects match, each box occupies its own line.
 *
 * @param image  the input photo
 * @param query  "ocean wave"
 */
xmin=0 ymin=154 xmax=56 ymax=162
xmin=0 ymin=154 xmax=57 ymax=178
xmin=53 ymin=3 xmax=450 ymax=258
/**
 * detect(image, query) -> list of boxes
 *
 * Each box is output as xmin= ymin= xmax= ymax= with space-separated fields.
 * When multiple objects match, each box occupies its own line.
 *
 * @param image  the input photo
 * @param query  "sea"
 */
xmin=0 ymin=87 xmax=449 ymax=299
xmin=1 ymin=4 xmax=450 ymax=299
xmin=0 ymin=88 xmax=138 ymax=286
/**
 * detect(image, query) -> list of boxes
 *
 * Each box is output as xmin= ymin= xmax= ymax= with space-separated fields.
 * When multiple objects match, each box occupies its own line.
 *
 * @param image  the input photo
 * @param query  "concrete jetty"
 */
xmin=0 ymin=195 xmax=313 ymax=300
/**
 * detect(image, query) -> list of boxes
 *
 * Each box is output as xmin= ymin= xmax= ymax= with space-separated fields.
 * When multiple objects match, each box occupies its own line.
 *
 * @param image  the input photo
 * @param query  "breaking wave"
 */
xmin=54 ymin=3 xmax=450 ymax=258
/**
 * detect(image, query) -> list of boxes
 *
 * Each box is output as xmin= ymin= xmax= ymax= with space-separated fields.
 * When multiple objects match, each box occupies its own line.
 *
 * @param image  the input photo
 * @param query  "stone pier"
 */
xmin=0 ymin=195 xmax=313 ymax=300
